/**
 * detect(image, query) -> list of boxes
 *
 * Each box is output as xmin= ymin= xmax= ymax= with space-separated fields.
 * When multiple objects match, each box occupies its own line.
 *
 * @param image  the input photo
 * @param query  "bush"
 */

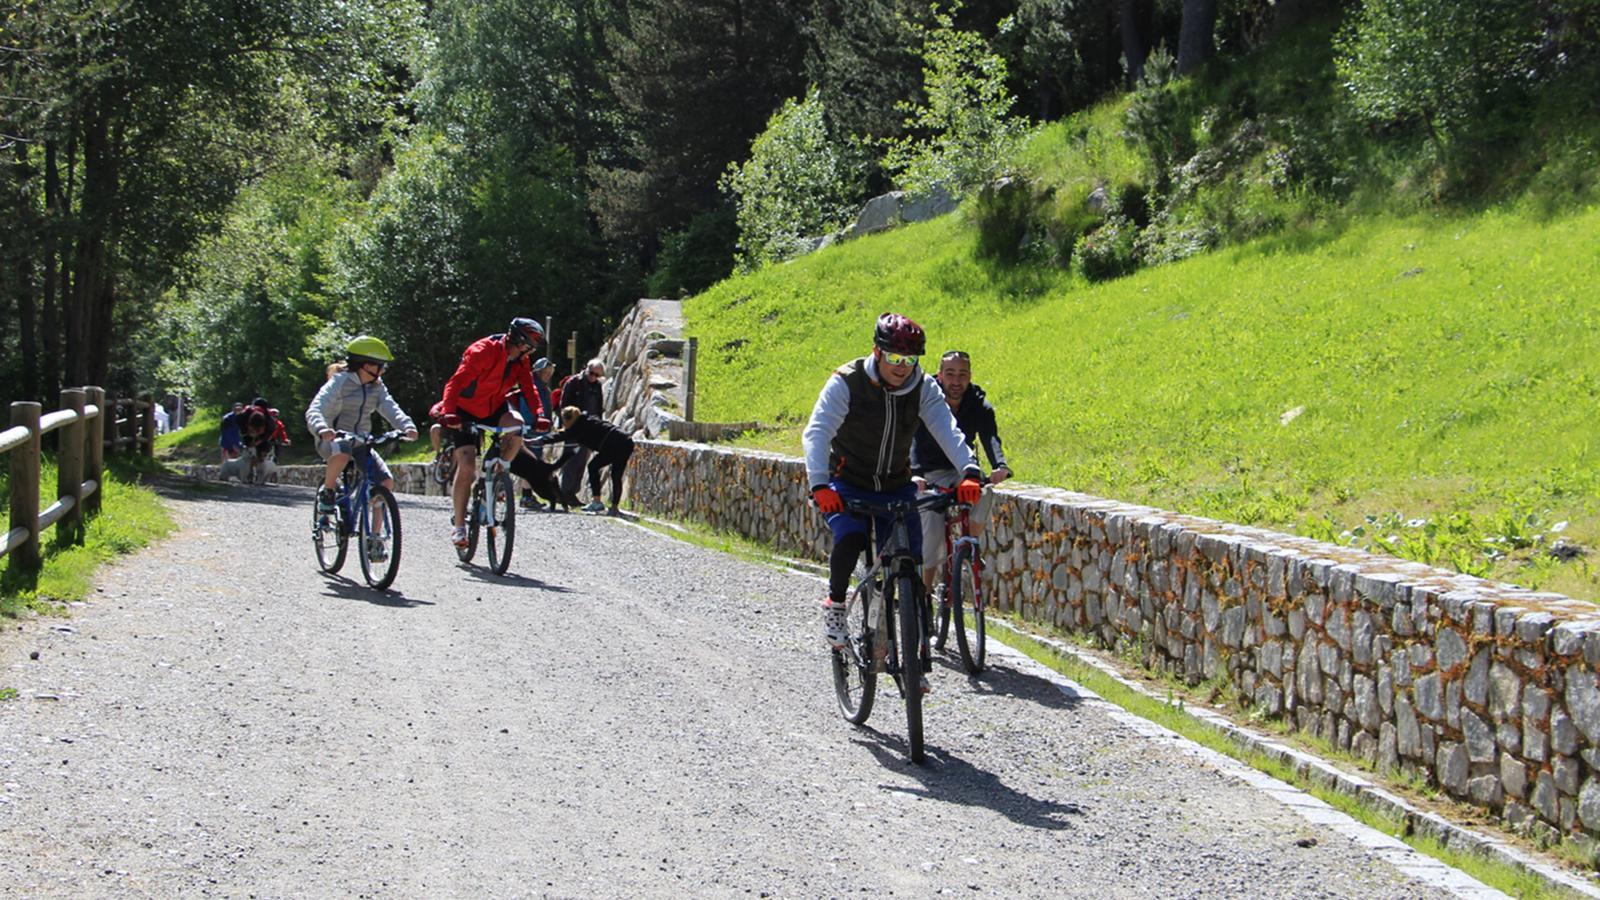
xmin=721 ymin=87 xmax=861 ymax=269
xmin=1123 ymin=46 xmax=1194 ymax=194
xmin=973 ymin=177 xmax=1041 ymax=263
xmin=1072 ymin=215 xmax=1137 ymax=282
xmin=881 ymin=6 xmax=1029 ymax=198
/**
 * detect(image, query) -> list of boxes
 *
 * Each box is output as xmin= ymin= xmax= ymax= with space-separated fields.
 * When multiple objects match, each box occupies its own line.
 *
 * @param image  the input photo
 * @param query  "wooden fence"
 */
xmin=2 ymin=387 xmax=156 ymax=572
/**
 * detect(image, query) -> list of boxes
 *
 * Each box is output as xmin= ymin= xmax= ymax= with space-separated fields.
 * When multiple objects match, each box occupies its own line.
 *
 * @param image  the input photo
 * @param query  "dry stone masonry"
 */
xmin=623 ymin=438 xmax=1600 ymax=852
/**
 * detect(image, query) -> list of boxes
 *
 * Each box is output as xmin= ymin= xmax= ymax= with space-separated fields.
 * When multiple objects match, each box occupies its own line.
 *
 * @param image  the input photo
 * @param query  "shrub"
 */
xmin=881 ymin=5 xmax=1029 ymax=199
xmin=973 ymin=177 xmax=1041 ymax=263
xmin=721 ymin=87 xmax=861 ymax=270
xmin=1123 ymin=46 xmax=1193 ymax=194
xmin=1072 ymin=215 xmax=1137 ymax=281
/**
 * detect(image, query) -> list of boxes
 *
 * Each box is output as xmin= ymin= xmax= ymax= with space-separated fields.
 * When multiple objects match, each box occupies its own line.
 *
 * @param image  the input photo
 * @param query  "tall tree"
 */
xmin=1176 ymin=0 xmax=1219 ymax=73
xmin=0 ymin=0 xmax=420 ymax=396
xmin=593 ymin=0 xmax=808 ymax=250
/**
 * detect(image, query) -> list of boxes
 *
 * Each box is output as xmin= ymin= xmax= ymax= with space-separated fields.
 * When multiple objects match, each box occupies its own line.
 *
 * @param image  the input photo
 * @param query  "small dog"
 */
xmin=217 ymin=454 xmax=250 ymax=483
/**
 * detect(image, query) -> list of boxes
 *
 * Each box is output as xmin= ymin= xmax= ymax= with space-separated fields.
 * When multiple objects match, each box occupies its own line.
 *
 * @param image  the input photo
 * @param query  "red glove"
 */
xmin=812 ymin=486 xmax=843 ymax=515
xmin=956 ymin=477 xmax=982 ymax=505
xmin=535 ymin=416 xmax=551 ymax=431
xmin=438 ymin=413 xmax=462 ymax=429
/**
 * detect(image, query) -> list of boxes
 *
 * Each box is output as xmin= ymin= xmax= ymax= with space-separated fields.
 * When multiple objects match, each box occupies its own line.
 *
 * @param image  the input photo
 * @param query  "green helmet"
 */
xmin=345 ymin=335 xmax=394 ymax=365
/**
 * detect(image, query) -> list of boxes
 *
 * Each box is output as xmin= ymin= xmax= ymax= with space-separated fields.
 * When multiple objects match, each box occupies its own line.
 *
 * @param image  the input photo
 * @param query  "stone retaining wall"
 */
xmin=623 ymin=438 xmax=1600 ymax=852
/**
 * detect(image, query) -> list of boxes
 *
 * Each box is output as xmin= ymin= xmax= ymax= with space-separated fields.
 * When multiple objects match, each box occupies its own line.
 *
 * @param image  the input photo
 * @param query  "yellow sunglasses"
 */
xmin=880 ymin=351 xmax=919 ymax=367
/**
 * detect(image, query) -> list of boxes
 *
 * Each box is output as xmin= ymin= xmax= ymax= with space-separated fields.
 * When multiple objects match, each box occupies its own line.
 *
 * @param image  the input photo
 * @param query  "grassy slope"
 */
xmin=685 ymin=203 xmax=1600 ymax=599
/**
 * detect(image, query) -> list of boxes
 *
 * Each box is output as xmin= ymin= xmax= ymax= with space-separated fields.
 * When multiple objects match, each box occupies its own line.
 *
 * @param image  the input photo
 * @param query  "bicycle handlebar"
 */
xmin=335 ymin=429 xmax=410 ymax=448
xmin=843 ymin=493 xmax=955 ymax=517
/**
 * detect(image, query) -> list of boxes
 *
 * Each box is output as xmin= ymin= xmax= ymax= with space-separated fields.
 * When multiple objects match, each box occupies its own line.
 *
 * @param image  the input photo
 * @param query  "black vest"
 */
xmin=829 ymin=357 xmax=923 ymax=492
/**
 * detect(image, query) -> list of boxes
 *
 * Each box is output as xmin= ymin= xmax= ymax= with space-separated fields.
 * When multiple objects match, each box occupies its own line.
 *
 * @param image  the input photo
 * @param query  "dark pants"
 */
xmin=587 ymin=439 xmax=634 ymax=508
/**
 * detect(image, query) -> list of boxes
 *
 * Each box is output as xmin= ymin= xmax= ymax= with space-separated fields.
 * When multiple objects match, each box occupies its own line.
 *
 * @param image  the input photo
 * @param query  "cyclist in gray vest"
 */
xmin=802 ymin=313 xmax=983 ymax=651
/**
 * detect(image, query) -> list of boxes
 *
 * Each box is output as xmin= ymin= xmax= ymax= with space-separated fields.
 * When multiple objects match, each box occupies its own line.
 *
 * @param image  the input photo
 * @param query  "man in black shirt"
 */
xmin=910 ymin=350 xmax=1012 ymax=596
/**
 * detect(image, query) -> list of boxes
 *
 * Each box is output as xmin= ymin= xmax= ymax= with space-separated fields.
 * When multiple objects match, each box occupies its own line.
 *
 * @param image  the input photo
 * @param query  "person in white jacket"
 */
xmin=304 ymin=336 xmax=418 ymax=514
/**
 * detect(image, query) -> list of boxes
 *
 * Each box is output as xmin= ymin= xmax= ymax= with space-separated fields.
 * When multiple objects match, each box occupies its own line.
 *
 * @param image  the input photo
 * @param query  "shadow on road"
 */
xmin=318 ymin=576 xmax=436 ymax=608
xmin=853 ymin=733 xmax=1085 ymax=831
xmin=457 ymin=566 xmax=576 ymax=594
xmin=957 ymin=660 xmax=1086 ymax=711
xmin=156 ymin=478 xmax=313 ymax=510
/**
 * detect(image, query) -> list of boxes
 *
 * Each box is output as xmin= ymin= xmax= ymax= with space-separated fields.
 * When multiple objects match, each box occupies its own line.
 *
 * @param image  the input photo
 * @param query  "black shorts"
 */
xmin=442 ymin=403 xmax=513 ymax=452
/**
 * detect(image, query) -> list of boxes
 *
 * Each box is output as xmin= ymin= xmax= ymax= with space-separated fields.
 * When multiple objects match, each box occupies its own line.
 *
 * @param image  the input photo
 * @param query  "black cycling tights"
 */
xmin=829 ymin=531 xmax=869 ymax=603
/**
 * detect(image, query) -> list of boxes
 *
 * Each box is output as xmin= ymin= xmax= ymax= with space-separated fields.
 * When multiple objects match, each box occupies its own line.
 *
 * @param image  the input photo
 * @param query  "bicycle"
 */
xmin=454 ymin=423 xmax=520 ymax=576
xmin=310 ymin=429 xmax=408 ymax=590
xmin=830 ymin=493 xmax=953 ymax=765
xmin=931 ymin=487 xmax=986 ymax=675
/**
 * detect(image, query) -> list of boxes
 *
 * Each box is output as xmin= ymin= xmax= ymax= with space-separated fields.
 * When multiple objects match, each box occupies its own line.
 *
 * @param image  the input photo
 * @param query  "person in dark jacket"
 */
xmin=556 ymin=359 xmax=606 ymax=504
xmin=546 ymin=405 xmax=633 ymax=515
xmin=910 ymin=349 xmax=1012 ymax=595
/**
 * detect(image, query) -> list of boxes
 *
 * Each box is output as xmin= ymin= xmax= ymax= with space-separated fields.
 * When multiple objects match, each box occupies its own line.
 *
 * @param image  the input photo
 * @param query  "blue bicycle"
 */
xmin=311 ymin=429 xmax=408 ymax=590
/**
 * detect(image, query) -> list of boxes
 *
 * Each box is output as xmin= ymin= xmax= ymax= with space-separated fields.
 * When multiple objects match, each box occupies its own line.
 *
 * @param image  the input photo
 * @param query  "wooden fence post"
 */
xmin=685 ymin=337 xmax=698 ymax=422
xmin=57 ymin=388 xmax=86 ymax=544
xmin=120 ymin=398 xmax=134 ymax=453
xmin=85 ymin=386 xmax=106 ymax=517
xmin=8 ymin=402 xmax=42 ymax=571
xmin=140 ymin=394 xmax=156 ymax=457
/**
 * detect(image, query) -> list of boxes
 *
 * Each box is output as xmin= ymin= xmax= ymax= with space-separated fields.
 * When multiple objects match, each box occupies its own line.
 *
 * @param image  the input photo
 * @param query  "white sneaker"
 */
xmin=366 ymin=536 xmax=388 ymax=562
xmin=821 ymin=597 xmax=848 ymax=649
xmin=450 ymin=524 xmax=468 ymax=547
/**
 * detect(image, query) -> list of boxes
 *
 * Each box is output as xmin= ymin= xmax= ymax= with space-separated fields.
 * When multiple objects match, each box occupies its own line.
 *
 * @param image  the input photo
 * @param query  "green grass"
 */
xmin=685 ymin=203 xmax=1600 ymax=600
xmin=1 ymin=456 xmax=176 ymax=616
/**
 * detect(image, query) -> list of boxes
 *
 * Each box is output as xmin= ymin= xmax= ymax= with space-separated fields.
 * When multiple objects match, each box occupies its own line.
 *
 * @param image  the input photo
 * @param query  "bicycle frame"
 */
xmin=336 ymin=431 xmax=401 ymax=536
xmin=845 ymin=494 xmax=952 ymax=677
xmin=466 ymin=424 xmax=521 ymax=529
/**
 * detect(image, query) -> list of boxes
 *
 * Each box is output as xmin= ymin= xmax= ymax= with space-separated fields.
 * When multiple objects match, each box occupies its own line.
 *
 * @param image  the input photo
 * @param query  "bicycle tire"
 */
xmin=831 ymin=580 xmax=877 ymax=724
xmin=486 ymin=471 xmax=515 ymax=575
xmin=311 ymin=489 xmax=347 ymax=574
xmin=457 ymin=478 xmax=482 ymax=563
xmin=896 ymin=573 xmax=926 ymax=764
xmin=934 ymin=582 xmax=951 ymax=651
xmin=950 ymin=545 xmax=986 ymax=674
xmin=358 ymin=485 xmax=402 ymax=591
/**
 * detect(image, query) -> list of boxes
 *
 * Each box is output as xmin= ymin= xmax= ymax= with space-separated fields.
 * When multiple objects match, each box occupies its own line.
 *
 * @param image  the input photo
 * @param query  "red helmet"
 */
xmin=873 ymin=313 xmax=925 ymax=356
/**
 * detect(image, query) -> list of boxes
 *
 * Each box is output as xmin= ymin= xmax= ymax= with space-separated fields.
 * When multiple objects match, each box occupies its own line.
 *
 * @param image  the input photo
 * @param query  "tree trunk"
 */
xmin=12 ymin=143 xmax=38 ymax=398
xmin=69 ymin=96 xmax=114 ymax=389
xmin=42 ymin=139 xmax=62 ymax=400
xmin=1120 ymin=0 xmax=1151 ymax=85
xmin=1177 ymin=0 xmax=1218 ymax=74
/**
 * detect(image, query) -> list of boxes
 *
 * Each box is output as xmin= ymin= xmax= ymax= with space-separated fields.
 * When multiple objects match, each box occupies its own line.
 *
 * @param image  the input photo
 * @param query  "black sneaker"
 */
xmin=316 ymin=486 xmax=337 ymax=514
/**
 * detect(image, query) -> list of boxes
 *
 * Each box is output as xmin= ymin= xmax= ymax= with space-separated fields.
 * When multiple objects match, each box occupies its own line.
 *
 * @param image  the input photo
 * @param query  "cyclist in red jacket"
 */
xmin=436 ymin=317 xmax=547 ymax=547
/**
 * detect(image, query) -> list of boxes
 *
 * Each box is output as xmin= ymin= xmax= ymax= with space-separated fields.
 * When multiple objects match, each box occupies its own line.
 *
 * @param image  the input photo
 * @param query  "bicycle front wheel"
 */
xmin=358 ymin=486 xmax=402 ymax=590
xmin=950 ymin=545 xmax=986 ymax=675
xmin=457 ymin=478 xmax=482 ymax=563
xmin=896 ymin=573 xmax=926 ymax=764
xmin=311 ymin=491 xmax=347 ymax=574
xmin=831 ymin=581 xmax=877 ymax=725
xmin=486 ymin=471 xmax=516 ymax=575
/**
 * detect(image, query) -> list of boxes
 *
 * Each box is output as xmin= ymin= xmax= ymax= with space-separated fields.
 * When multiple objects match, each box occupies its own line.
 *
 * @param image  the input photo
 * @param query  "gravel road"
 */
xmin=0 ymin=482 xmax=1493 ymax=896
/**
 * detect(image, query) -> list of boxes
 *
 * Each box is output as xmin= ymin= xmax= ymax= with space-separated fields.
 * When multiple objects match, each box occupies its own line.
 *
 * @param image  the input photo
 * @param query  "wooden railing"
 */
xmin=3 ymin=387 xmax=111 ymax=571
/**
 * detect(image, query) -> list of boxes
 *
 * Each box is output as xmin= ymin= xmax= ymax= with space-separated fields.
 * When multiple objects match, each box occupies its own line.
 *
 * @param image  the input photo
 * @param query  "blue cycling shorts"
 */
xmin=824 ymin=480 xmax=923 ymax=562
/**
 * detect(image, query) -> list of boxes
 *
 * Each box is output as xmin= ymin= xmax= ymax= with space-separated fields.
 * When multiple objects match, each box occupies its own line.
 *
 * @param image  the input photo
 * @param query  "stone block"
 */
xmin=1414 ymin=673 xmax=1443 ymax=722
xmin=1556 ymin=755 xmax=1582 ymax=795
xmin=1501 ymin=755 xmax=1528 ymax=799
xmin=1438 ymin=741 xmax=1469 ymax=792
xmin=1396 ymin=697 xmax=1421 ymax=758
xmin=1436 ymin=628 xmax=1469 ymax=672
xmin=1462 ymin=709 xmax=1496 ymax=763
xmin=1464 ymin=648 xmax=1491 ymax=706
xmin=1566 ymin=664 xmax=1600 ymax=745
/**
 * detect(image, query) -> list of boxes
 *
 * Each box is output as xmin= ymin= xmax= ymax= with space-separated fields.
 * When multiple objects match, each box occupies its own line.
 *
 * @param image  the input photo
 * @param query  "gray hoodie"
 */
xmin=305 ymin=372 xmax=415 ymax=438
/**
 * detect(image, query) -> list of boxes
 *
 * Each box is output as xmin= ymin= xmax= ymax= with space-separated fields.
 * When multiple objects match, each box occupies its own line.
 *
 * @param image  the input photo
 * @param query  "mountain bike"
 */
xmin=455 ymin=423 xmax=520 ymax=576
xmin=830 ymin=493 xmax=953 ymax=765
xmin=932 ymin=489 xmax=987 ymax=675
xmin=311 ymin=430 xmax=408 ymax=590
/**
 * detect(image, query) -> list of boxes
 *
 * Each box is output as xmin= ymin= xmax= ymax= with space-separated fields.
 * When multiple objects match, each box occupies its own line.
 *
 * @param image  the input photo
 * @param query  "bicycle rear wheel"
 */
xmin=896 ymin=573 xmax=926 ymax=764
xmin=311 ymin=489 xmax=347 ymax=574
xmin=831 ymin=580 xmax=877 ymax=724
xmin=358 ymin=485 xmax=402 ymax=590
xmin=486 ymin=471 xmax=516 ymax=575
xmin=934 ymin=581 xmax=951 ymax=651
xmin=950 ymin=545 xmax=986 ymax=674
xmin=457 ymin=478 xmax=482 ymax=563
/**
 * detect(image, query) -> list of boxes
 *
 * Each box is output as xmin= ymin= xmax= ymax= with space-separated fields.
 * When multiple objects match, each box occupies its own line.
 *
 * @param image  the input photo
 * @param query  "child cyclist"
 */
xmin=305 ymin=336 xmax=419 ymax=558
xmin=801 ymin=313 xmax=983 ymax=672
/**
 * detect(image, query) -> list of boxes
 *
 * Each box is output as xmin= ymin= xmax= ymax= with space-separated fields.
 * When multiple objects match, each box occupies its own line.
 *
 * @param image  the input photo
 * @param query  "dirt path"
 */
xmin=0 ymin=483 xmax=1491 ymax=896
